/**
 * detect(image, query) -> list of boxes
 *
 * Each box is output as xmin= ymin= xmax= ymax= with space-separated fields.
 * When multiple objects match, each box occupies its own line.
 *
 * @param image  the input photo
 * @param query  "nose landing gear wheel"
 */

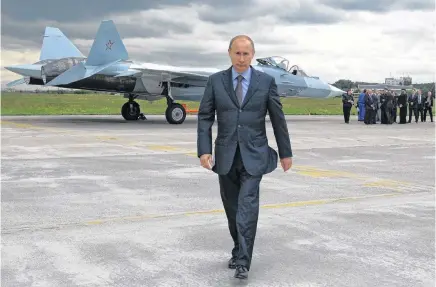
xmin=121 ymin=101 xmax=140 ymax=120
xmin=165 ymin=103 xmax=186 ymax=124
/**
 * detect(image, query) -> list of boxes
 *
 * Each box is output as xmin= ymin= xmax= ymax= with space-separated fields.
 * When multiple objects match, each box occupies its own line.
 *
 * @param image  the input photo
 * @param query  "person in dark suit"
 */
xmin=197 ymin=35 xmax=293 ymax=280
xmin=385 ymin=91 xmax=395 ymax=124
xmin=397 ymin=89 xmax=408 ymax=124
xmin=391 ymin=92 xmax=397 ymax=123
xmin=364 ymin=89 xmax=375 ymax=124
xmin=412 ymin=89 xmax=424 ymax=122
xmin=371 ymin=90 xmax=378 ymax=124
xmin=408 ymin=90 xmax=416 ymax=123
xmin=423 ymin=91 xmax=433 ymax=122
xmin=341 ymin=89 xmax=354 ymax=123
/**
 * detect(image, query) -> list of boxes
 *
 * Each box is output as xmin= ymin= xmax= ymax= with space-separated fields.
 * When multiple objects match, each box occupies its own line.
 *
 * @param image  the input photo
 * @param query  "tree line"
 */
xmin=332 ymin=79 xmax=435 ymax=94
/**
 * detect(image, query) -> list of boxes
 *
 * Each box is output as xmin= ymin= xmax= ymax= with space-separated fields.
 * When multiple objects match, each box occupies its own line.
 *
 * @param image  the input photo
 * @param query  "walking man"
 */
xmin=197 ymin=35 xmax=293 ymax=279
xmin=342 ymin=89 xmax=354 ymax=123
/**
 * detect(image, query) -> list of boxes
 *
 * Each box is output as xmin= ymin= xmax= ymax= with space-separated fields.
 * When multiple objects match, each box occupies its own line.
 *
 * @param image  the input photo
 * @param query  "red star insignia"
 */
xmin=106 ymin=40 xmax=114 ymax=50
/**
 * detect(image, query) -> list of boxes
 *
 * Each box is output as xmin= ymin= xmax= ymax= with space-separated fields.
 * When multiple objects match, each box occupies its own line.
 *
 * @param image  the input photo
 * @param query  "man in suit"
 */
xmin=413 ymin=89 xmax=424 ymax=122
xmin=364 ymin=89 xmax=375 ymax=124
xmin=197 ymin=35 xmax=293 ymax=279
xmin=423 ymin=91 xmax=433 ymax=122
xmin=376 ymin=90 xmax=382 ymax=122
xmin=371 ymin=90 xmax=379 ymax=124
xmin=341 ymin=89 xmax=354 ymax=123
xmin=391 ymin=92 xmax=398 ymax=123
xmin=397 ymin=89 xmax=408 ymax=124
xmin=408 ymin=89 xmax=416 ymax=123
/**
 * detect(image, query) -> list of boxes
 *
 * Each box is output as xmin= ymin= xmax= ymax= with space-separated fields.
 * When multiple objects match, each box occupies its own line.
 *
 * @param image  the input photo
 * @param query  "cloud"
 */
xmin=1 ymin=0 xmax=190 ymax=22
xmin=1 ymin=0 xmax=435 ymax=87
xmin=196 ymin=0 xmax=347 ymax=25
xmin=320 ymin=0 xmax=435 ymax=12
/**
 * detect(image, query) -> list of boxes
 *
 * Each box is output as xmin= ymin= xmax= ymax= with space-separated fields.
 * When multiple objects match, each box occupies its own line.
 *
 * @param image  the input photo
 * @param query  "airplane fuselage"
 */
xmin=12 ymin=56 xmax=343 ymax=101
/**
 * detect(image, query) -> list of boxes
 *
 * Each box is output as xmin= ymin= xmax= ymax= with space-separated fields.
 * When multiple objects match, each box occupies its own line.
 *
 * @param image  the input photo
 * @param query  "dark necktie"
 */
xmin=235 ymin=75 xmax=244 ymax=105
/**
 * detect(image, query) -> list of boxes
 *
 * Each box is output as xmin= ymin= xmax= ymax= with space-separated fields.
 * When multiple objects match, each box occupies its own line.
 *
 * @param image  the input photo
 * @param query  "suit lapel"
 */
xmin=221 ymin=66 xmax=239 ymax=107
xmin=241 ymin=67 xmax=260 ymax=108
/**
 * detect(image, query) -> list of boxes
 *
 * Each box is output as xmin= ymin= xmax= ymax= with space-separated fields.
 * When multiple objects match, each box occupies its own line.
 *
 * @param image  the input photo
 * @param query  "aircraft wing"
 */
xmin=131 ymin=66 xmax=215 ymax=86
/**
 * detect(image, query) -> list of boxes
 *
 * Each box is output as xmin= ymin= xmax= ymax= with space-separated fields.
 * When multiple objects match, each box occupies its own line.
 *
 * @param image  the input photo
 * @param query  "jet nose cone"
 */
xmin=328 ymin=84 xmax=345 ymax=98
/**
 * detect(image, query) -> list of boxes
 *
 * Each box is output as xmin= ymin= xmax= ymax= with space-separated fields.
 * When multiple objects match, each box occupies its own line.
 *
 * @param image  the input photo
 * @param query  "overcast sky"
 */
xmin=1 ymin=0 xmax=435 ymax=87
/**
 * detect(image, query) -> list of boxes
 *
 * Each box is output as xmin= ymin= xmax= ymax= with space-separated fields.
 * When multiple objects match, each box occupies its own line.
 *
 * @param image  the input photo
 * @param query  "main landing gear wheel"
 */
xmin=165 ymin=103 xmax=186 ymax=124
xmin=121 ymin=101 xmax=140 ymax=120
xmin=161 ymin=81 xmax=187 ymax=124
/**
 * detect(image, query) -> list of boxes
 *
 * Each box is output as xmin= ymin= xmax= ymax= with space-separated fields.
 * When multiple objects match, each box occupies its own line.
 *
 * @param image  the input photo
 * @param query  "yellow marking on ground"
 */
xmin=293 ymin=165 xmax=365 ymax=179
xmin=262 ymin=193 xmax=399 ymax=209
xmin=364 ymin=179 xmax=410 ymax=192
xmin=185 ymin=152 xmax=198 ymax=157
xmin=0 ymin=120 xmax=45 ymax=129
xmin=147 ymin=145 xmax=182 ymax=151
xmin=85 ymin=192 xmax=402 ymax=226
xmin=0 ymin=120 xmax=67 ymax=133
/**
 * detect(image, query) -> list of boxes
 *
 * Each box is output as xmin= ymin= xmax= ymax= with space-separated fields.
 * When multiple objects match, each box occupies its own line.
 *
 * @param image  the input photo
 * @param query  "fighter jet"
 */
xmin=5 ymin=20 xmax=344 ymax=124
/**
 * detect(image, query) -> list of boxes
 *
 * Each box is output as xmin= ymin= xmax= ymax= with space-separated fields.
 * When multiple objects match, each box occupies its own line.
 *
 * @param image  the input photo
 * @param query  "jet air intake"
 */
xmin=41 ymin=57 xmax=85 ymax=84
xmin=24 ymin=77 xmax=45 ymax=85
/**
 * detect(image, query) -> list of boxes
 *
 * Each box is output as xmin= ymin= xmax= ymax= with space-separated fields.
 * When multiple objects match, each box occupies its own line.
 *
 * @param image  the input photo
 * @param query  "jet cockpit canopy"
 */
xmin=256 ymin=56 xmax=309 ymax=77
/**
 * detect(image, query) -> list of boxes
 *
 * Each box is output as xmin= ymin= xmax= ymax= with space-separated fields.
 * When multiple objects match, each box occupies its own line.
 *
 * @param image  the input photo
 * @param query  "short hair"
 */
xmin=228 ymin=35 xmax=255 ymax=52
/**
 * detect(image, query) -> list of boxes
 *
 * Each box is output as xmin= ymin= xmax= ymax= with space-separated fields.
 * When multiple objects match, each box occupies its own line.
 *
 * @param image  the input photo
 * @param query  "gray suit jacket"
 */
xmin=197 ymin=65 xmax=293 ymax=176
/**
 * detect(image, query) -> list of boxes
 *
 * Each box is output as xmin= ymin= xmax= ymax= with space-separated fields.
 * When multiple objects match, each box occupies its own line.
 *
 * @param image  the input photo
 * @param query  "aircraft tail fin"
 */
xmin=44 ymin=20 xmax=129 ymax=86
xmin=85 ymin=20 xmax=129 ymax=66
xmin=40 ymin=27 xmax=84 ymax=60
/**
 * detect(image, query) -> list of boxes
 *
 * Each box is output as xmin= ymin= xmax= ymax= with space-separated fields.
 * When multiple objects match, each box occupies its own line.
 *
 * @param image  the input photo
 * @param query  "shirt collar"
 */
xmin=232 ymin=66 xmax=251 ymax=81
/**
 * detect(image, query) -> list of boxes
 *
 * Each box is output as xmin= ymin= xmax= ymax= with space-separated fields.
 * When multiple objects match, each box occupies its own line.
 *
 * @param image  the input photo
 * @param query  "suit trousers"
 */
xmin=424 ymin=106 xmax=433 ymax=122
xmin=218 ymin=145 xmax=262 ymax=270
xmin=399 ymin=106 xmax=407 ymax=124
xmin=408 ymin=104 xmax=413 ymax=122
xmin=342 ymin=105 xmax=351 ymax=123
xmin=364 ymin=108 xmax=373 ymax=124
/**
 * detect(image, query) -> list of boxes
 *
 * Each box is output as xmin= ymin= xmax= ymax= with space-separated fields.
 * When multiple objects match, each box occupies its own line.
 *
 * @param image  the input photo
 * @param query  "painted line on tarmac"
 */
xmin=85 ymin=192 xmax=403 ymax=226
xmin=2 ymin=192 xmax=413 ymax=235
xmin=0 ymin=120 xmax=68 ymax=133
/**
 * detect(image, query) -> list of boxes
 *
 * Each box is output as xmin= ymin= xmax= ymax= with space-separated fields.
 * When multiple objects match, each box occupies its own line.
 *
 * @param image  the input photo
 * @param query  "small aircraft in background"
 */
xmin=5 ymin=20 xmax=344 ymax=124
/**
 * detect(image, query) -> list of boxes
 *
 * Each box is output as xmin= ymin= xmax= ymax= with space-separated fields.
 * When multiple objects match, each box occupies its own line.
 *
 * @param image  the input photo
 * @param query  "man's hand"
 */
xmin=200 ymin=154 xmax=213 ymax=170
xmin=280 ymin=157 xmax=292 ymax=172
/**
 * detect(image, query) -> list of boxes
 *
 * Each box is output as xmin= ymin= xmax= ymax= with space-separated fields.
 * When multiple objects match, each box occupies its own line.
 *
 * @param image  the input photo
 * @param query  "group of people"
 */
xmin=342 ymin=88 xmax=434 ymax=124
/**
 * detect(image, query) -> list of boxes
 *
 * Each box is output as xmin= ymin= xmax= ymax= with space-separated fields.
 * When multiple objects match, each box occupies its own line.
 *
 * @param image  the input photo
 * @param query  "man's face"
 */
xmin=228 ymin=38 xmax=254 ymax=73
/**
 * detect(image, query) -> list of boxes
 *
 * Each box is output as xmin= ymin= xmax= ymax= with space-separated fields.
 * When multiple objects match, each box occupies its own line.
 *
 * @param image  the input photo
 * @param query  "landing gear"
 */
xmin=121 ymin=94 xmax=146 ymax=121
xmin=162 ymin=81 xmax=186 ymax=124
xmin=165 ymin=102 xmax=186 ymax=124
xmin=120 ymin=80 xmax=187 ymax=124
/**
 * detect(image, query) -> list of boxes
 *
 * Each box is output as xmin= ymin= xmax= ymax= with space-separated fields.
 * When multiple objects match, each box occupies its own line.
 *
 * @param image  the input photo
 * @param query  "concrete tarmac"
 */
xmin=1 ymin=115 xmax=435 ymax=287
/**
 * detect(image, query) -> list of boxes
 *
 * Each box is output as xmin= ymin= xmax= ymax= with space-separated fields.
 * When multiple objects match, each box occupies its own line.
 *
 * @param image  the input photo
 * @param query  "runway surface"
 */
xmin=1 ymin=115 xmax=435 ymax=287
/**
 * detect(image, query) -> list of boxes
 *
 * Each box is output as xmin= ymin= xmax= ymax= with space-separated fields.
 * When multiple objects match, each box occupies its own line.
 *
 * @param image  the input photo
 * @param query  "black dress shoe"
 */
xmin=228 ymin=257 xmax=236 ymax=269
xmin=234 ymin=265 xmax=248 ymax=279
